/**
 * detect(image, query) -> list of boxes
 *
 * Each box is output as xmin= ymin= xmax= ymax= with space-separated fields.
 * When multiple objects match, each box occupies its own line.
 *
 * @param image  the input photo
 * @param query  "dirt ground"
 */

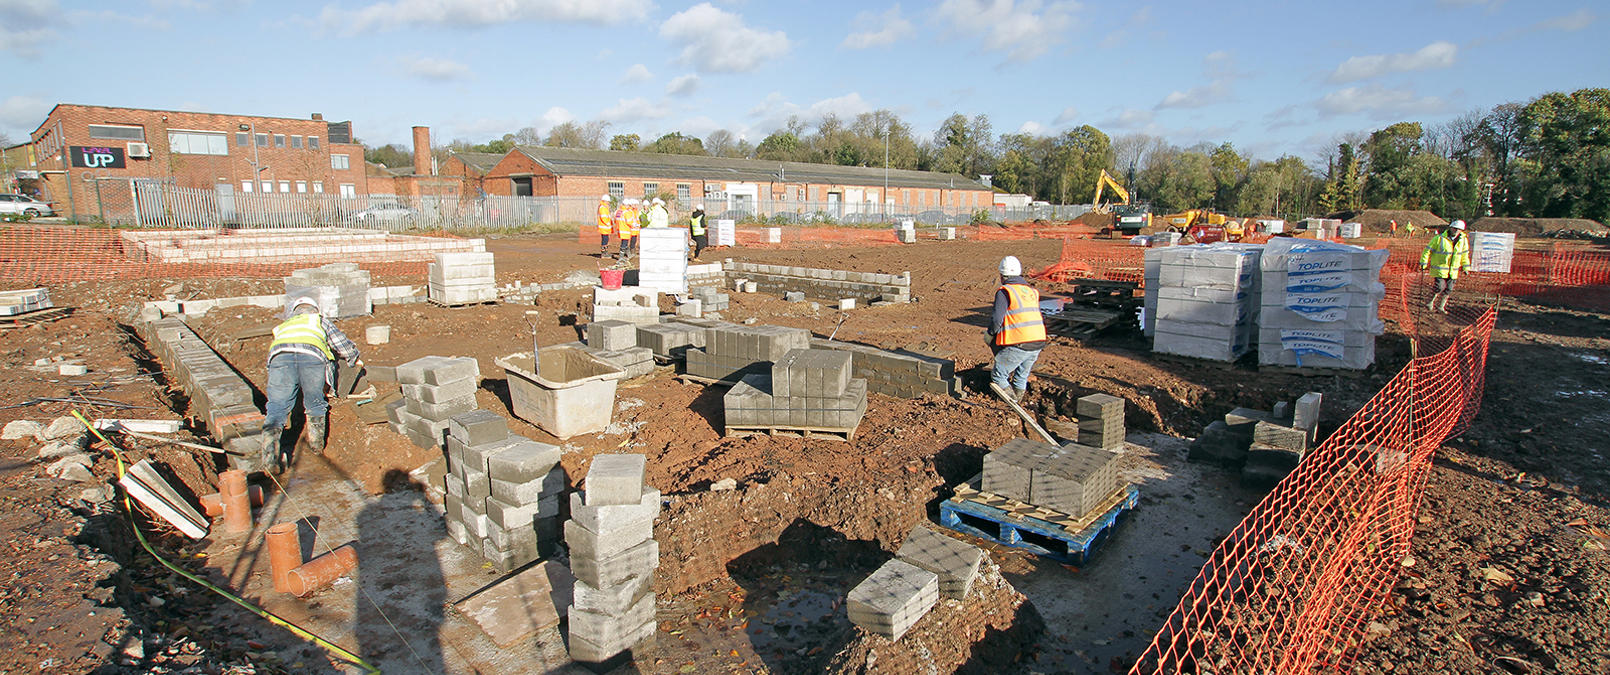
xmin=1 ymin=230 xmax=1607 ymax=673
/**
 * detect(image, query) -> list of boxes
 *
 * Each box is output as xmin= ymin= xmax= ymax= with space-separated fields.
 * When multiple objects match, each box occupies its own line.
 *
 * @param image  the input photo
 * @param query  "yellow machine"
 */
xmin=1091 ymin=170 xmax=1131 ymax=213
xmin=1158 ymin=209 xmax=1228 ymax=229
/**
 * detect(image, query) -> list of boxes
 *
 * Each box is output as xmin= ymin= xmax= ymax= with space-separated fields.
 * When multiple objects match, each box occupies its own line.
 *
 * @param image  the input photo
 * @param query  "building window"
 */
xmin=296 ymin=181 xmax=307 ymax=193
xmin=260 ymin=181 xmax=272 ymax=193
xmin=241 ymin=181 xmax=252 ymax=193
xmin=88 ymin=124 xmax=144 ymax=141
xmin=642 ymin=182 xmax=658 ymax=198
xmin=273 ymin=134 xmax=285 ymax=148
xmin=313 ymin=181 xmax=324 ymax=193
xmin=168 ymin=131 xmax=229 ymax=156
xmin=331 ymin=154 xmax=350 ymax=170
xmin=279 ymin=180 xmax=290 ymax=192
xmin=308 ymin=136 xmax=320 ymax=149
xmin=235 ymin=132 xmax=249 ymax=147
xmin=339 ymin=183 xmax=357 ymax=198
xmin=291 ymin=136 xmax=303 ymax=149
xmin=677 ymin=183 xmax=690 ymax=203
xmin=809 ymin=186 xmax=820 ymax=201
xmin=255 ymin=134 xmax=268 ymax=147
xmin=607 ymin=181 xmax=624 ymax=198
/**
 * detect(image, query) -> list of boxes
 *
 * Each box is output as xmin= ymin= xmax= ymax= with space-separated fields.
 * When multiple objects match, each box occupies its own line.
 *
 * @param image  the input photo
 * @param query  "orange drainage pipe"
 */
xmin=199 ymin=485 xmax=265 ymax=517
xmin=219 ymin=470 xmax=252 ymax=534
xmin=265 ymin=523 xmax=304 ymax=594
xmin=286 ymin=543 xmax=358 ymax=598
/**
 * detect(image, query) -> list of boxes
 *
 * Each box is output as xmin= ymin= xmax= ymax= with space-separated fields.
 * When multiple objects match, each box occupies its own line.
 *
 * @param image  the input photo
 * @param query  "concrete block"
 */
xmin=564 ymin=518 xmax=654 ymax=560
xmin=567 ymin=593 xmax=656 ymax=654
xmin=585 ymin=454 xmax=646 ymax=506
xmin=784 ymin=291 xmax=805 ymax=302
xmin=489 ymin=473 xmax=560 ymax=506
xmin=448 ymin=409 xmax=509 ymax=446
xmin=586 ymin=320 xmax=639 ymax=351
xmin=1253 ymin=421 xmax=1308 ymax=452
xmin=568 ymin=488 xmax=660 ymax=535
xmin=485 ymin=495 xmax=560 ymax=530
xmin=896 ymin=525 xmax=984 ymax=600
xmin=676 ymin=299 xmax=702 ymax=318
xmin=572 ymin=573 xmax=654 ymax=617
xmin=980 ymin=438 xmax=1059 ymax=502
xmin=1294 ymin=392 xmax=1323 ymax=440
xmin=1224 ymin=407 xmax=1276 ymax=436
xmin=463 ymin=468 xmax=492 ymax=503
xmin=570 ymin=538 xmax=659 ymax=588
xmin=1076 ymin=393 xmax=1125 ymax=420
xmin=839 ymin=298 xmax=856 ymax=311
xmin=424 ymin=357 xmax=480 ymax=385
xmin=1187 ymin=420 xmax=1250 ymax=466
xmin=451 ymin=436 xmax=517 ymax=474
xmin=402 ymin=377 xmax=479 ymax=403
xmin=405 ymin=394 xmax=478 ymax=421
xmin=396 ymin=355 xmax=451 ymax=385
xmin=365 ymin=325 xmax=390 ymax=345
xmin=846 ymin=559 xmax=939 ymax=640
xmin=1030 ymin=443 xmax=1121 ymax=517
xmin=487 ymin=439 xmax=562 ymax=484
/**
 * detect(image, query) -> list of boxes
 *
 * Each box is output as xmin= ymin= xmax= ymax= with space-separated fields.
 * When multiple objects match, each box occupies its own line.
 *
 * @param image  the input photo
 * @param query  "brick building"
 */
xmin=440 ymin=151 xmax=503 ymax=198
xmin=482 ymin=145 xmax=994 ymax=216
xmin=26 ymin=104 xmax=372 ymax=219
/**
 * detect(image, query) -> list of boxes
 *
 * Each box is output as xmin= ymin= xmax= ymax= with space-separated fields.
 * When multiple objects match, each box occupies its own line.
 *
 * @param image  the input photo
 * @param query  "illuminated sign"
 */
xmin=70 ymin=146 xmax=125 ymax=169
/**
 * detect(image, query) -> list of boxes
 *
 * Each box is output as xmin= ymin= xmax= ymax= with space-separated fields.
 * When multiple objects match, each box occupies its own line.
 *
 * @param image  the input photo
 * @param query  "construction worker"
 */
xmin=618 ymin=198 xmax=640 ymax=258
xmin=1421 ymin=219 xmax=1471 ymax=314
xmin=1404 ymin=220 xmax=1416 ymax=237
xmin=688 ymin=203 xmax=707 ymax=260
xmin=1390 ymin=219 xmax=1399 ymax=238
xmin=262 ymin=298 xmax=360 ymax=473
xmin=988 ymin=256 xmax=1047 ymax=403
xmin=596 ymin=195 xmax=613 ymax=256
xmin=647 ymin=197 xmax=669 ymax=228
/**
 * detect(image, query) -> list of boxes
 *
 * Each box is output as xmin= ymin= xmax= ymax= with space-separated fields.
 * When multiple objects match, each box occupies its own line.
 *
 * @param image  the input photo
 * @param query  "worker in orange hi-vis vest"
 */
xmin=988 ymin=256 xmax=1048 ymax=403
xmin=618 ymin=198 xmax=641 ymax=259
xmin=596 ymin=195 xmax=613 ymax=256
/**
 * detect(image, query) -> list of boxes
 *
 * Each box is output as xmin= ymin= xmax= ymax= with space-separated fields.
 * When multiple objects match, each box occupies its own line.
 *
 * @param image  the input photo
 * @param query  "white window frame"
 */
xmin=260 ymin=181 xmax=272 ymax=193
xmin=308 ymin=136 xmax=320 ymax=149
xmin=167 ymin=130 xmax=229 ymax=156
xmin=241 ymin=181 xmax=253 ymax=193
xmin=291 ymin=136 xmax=303 ymax=149
xmin=296 ymin=180 xmax=307 ymax=193
xmin=313 ymin=181 xmax=324 ymax=193
xmin=642 ymin=182 xmax=658 ymax=198
xmin=331 ymin=154 xmax=350 ymax=170
xmin=339 ymin=183 xmax=357 ymax=198
xmin=273 ymin=134 xmax=286 ymax=148
xmin=278 ymin=180 xmax=290 ymax=193
xmin=88 ymin=124 xmax=145 ymax=141
xmin=677 ymin=183 xmax=691 ymax=203
xmin=607 ymin=181 xmax=624 ymax=198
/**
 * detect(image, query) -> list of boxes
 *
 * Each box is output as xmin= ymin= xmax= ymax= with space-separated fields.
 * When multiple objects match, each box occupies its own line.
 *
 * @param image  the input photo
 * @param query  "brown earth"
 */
xmin=1472 ymin=216 xmax=1607 ymax=236
xmin=1329 ymin=209 xmax=1449 ymax=233
xmin=0 ymin=231 xmax=1606 ymax=672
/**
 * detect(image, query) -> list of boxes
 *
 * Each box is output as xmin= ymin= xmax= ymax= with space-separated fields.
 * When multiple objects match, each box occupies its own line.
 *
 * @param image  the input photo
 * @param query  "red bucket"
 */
xmin=599 ymin=268 xmax=624 ymax=290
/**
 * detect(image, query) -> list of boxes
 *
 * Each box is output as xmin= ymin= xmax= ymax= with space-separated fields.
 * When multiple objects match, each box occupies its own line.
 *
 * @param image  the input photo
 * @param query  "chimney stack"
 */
xmin=311 ymin=113 xmax=324 ymax=121
xmin=412 ymin=126 xmax=432 ymax=177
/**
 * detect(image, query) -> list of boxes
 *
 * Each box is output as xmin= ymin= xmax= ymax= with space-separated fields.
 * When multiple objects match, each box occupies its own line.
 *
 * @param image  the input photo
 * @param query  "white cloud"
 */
xmin=602 ymin=97 xmax=668 ymax=124
xmin=1538 ymin=7 xmax=1596 ymax=31
xmin=665 ymin=74 xmax=699 ymax=97
xmin=538 ymin=106 xmax=574 ymax=131
xmin=0 ymin=0 xmax=58 ymax=57
xmin=401 ymin=55 xmax=471 ymax=81
xmin=621 ymin=63 xmax=653 ymax=84
xmin=1100 ymin=109 xmax=1155 ymax=129
xmin=1051 ymin=106 xmax=1079 ymax=126
xmin=1157 ymin=80 xmax=1232 ymax=109
xmin=0 ymin=26 xmax=53 ymax=58
xmin=842 ymin=4 xmax=914 ymax=49
xmin=936 ymin=0 xmax=1079 ymax=63
xmin=660 ymin=2 xmax=790 ymax=73
xmin=1328 ymin=41 xmax=1458 ymax=83
xmin=1315 ymin=84 xmax=1449 ymax=118
xmin=0 ymin=0 xmax=56 ymax=21
xmin=319 ymin=0 xmax=654 ymax=35
xmin=748 ymin=92 xmax=872 ymax=133
xmin=0 ymin=95 xmax=50 ymax=133
xmin=1018 ymin=120 xmax=1046 ymax=135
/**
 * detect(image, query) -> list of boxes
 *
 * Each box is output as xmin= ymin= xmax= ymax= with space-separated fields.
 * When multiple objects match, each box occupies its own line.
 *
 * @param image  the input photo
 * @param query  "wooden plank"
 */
xmin=989 ymin=383 xmax=1058 ymax=445
xmin=939 ymin=484 xmax=1139 ymax=564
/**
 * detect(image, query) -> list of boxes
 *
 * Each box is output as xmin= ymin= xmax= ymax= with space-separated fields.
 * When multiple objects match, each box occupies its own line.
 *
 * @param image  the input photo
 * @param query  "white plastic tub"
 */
xmin=496 ymin=347 xmax=625 ymax=439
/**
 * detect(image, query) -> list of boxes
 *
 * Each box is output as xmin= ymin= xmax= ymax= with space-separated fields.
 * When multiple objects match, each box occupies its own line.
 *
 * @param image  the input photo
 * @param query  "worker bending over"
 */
xmin=1421 ymin=219 xmax=1471 ymax=314
xmin=261 ymin=298 xmax=361 ymax=473
xmin=989 ymin=256 xmax=1047 ymax=403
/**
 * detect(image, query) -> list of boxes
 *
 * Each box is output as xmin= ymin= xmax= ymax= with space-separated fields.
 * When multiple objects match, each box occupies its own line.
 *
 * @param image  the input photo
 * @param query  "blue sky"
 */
xmin=1 ymin=0 xmax=1604 ymax=164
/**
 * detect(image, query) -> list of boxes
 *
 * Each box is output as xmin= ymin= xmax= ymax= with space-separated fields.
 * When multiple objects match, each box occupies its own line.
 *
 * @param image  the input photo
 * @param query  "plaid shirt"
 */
xmin=269 ymin=316 xmax=360 ymax=365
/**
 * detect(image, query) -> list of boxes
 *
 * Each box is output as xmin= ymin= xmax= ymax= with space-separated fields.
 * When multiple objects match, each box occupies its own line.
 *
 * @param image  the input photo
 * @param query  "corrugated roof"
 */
xmin=449 ymin=152 xmax=503 ymax=174
xmin=511 ymin=145 xmax=988 ymax=191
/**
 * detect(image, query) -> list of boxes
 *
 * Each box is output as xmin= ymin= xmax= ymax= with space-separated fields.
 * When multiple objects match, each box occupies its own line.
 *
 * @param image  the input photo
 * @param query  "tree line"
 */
xmin=364 ymin=87 xmax=1607 ymax=223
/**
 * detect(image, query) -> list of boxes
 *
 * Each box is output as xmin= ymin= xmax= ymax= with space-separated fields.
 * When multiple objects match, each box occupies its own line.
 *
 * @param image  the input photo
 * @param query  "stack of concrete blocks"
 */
xmin=635 ymin=228 xmax=688 ymax=295
xmin=685 ymin=263 xmax=725 ymax=288
xmin=428 ymin=251 xmax=498 ymax=306
xmin=285 ymin=263 xmax=371 ymax=318
xmin=809 ymin=338 xmax=958 ymax=399
xmin=721 ymin=261 xmax=911 ymax=305
xmin=389 ymin=356 xmax=481 ymax=449
xmin=894 ymin=221 xmax=917 ymax=244
xmin=711 ymin=219 xmax=736 ymax=247
xmin=895 ymin=524 xmax=984 ymax=600
xmin=722 ymin=348 xmax=869 ymax=433
xmin=591 ymin=286 xmax=660 ymax=325
xmin=1151 ymin=244 xmax=1262 ymax=362
xmin=1189 ymin=392 xmax=1323 ymax=478
xmin=1258 ymin=237 xmax=1388 ymax=370
xmin=442 ymin=410 xmax=565 ymax=572
xmin=1142 ymin=249 xmax=1161 ymax=337
xmin=846 ymin=558 xmax=938 ymax=640
xmin=1469 ymin=231 xmax=1516 ymax=274
xmin=982 ymin=438 xmax=1122 ymax=518
xmin=634 ymin=322 xmax=704 ymax=360
xmin=1075 ymin=394 xmax=1125 ymax=450
xmin=0 ymin=287 xmax=51 ymax=316
xmin=582 ymin=320 xmax=656 ymax=379
xmin=136 ymin=317 xmax=267 ymax=470
xmin=684 ymin=323 xmax=809 ymax=384
xmin=366 ymin=285 xmax=424 ymax=306
xmin=122 ymin=228 xmax=485 ymax=265
xmin=938 ymin=227 xmax=957 ymax=241
xmin=566 ymin=454 xmax=660 ymax=665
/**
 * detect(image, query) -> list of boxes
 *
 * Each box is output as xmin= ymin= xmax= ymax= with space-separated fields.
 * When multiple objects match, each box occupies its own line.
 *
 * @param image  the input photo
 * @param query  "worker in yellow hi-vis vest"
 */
xmin=1420 ymin=219 xmax=1471 ymax=314
xmin=988 ymin=256 xmax=1047 ymax=403
xmin=263 ymin=298 xmax=360 ymax=473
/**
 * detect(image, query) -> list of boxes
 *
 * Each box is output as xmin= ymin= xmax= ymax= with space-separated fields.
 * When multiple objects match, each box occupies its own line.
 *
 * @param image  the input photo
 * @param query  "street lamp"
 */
xmin=238 ymin=123 xmax=260 ymax=186
xmin=883 ymin=125 xmax=890 ymax=221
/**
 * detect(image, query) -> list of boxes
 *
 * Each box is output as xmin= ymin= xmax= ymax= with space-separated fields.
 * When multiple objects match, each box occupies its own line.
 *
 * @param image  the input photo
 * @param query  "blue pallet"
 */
xmin=939 ymin=484 xmax=1139 ymax=565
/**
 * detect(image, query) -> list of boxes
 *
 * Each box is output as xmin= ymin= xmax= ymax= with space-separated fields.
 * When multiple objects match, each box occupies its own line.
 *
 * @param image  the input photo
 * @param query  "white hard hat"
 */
xmin=695 ymin=203 xmax=704 ymax=210
xmin=626 ymin=198 xmax=638 ymax=205
xmin=290 ymin=297 xmax=320 ymax=313
xmin=1449 ymin=220 xmax=1466 ymax=230
xmin=652 ymin=198 xmax=664 ymax=206
xmin=600 ymin=194 xmax=609 ymax=201
xmin=999 ymin=256 xmax=1022 ymax=276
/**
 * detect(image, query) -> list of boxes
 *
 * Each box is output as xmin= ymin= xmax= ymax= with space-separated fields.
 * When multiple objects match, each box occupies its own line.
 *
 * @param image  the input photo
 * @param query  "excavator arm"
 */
xmin=1093 ymin=170 xmax=1130 ymax=209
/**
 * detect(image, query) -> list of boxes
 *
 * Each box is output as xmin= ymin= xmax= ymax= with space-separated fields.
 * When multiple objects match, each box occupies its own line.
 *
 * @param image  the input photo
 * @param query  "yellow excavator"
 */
xmin=1091 ymin=170 xmax=1130 ymax=213
xmin=1091 ymin=170 xmax=1153 ymax=236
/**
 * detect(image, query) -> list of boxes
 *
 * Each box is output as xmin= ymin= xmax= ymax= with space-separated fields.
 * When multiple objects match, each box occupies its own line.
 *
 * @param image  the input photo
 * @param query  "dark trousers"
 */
xmin=692 ymin=233 xmax=707 ymax=258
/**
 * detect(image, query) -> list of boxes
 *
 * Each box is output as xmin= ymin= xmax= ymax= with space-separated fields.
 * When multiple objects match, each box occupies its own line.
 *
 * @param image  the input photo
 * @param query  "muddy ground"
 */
xmin=0 ymin=231 xmax=1606 ymax=673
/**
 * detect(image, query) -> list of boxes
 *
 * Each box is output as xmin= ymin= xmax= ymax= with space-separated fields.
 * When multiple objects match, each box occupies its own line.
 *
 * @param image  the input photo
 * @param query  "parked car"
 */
xmin=0 ymin=194 xmax=56 ymax=218
xmin=348 ymin=203 xmax=417 ymax=226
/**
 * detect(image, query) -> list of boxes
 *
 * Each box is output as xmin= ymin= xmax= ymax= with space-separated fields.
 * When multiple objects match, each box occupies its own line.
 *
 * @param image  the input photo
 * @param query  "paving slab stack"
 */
xmin=635 ymin=228 xmax=688 ymax=295
xmin=894 ymin=524 xmax=984 ymax=601
xmin=582 ymin=320 xmax=656 ymax=378
xmin=591 ymin=286 xmax=660 ymax=325
xmin=1075 ymin=394 xmax=1126 ymax=450
xmin=285 ymin=263 xmax=371 ymax=318
xmin=566 ymin=453 xmax=660 ymax=665
xmin=981 ymin=438 xmax=1122 ymax=518
xmin=808 ymin=338 xmax=958 ymax=399
xmin=686 ymin=283 xmax=727 ymax=313
xmin=137 ymin=317 xmax=267 ymax=469
xmin=1469 ymin=231 xmax=1516 ymax=274
xmin=428 ymin=251 xmax=498 ymax=305
xmin=441 ymin=410 xmax=565 ymax=572
xmin=1257 ymin=237 xmax=1388 ymax=370
xmin=1142 ymin=250 xmax=1161 ymax=337
xmin=634 ymin=322 xmax=704 ymax=360
xmin=846 ymin=558 xmax=938 ymax=640
xmin=722 ymin=348 xmax=869 ymax=433
xmin=1150 ymin=243 xmax=1262 ymax=362
xmin=389 ymin=356 xmax=481 ymax=448
xmin=0 ymin=287 xmax=51 ymax=316
xmin=683 ymin=323 xmax=809 ymax=383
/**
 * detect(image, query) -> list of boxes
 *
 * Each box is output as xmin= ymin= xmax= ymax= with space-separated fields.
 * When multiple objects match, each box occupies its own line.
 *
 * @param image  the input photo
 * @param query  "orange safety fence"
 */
xmin=1130 ymin=297 xmax=1496 ymax=674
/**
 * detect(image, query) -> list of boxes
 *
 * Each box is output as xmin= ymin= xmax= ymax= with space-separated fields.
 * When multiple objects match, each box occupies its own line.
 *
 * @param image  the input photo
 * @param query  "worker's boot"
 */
xmin=1013 ymin=388 xmax=1027 ymax=403
xmin=1438 ymin=295 xmax=1450 ymax=314
xmin=1426 ymin=295 xmax=1438 ymax=311
xmin=260 ymin=426 xmax=283 ymax=474
xmin=306 ymin=415 xmax=328 ymax=455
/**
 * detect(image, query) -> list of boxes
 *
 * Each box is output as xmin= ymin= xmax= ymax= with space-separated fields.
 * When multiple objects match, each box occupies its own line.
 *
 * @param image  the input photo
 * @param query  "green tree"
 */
xmin=1361 ymin=122 xmax=1424 ymax=208
xmin=364 ymin=143 xmax=412 ymax=168
xmin=1047 ymin=125 xmax=1113 ymax=204
xmin=755 ymin=131 xmax=805 ymax=161
xmin=1209 ymin=142 xmax=1249 ymax=213
xmin=644 ymin=132 xmax=707 ymax=155
xmin=1517 ymin=87 xmax=1610 ymax=222
xmin=1318 ymin=142 xmax=1363 ymax=213
xmin=545 ymin=120 xmax=609 ymax=149
xmin=609 ymin=134 xmax=641 ymax=152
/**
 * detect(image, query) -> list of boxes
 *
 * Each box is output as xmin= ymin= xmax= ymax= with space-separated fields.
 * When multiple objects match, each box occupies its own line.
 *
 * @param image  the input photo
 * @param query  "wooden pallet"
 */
xmin=1044 ymin=307 xmax=1123 ymax=339
xmin=724 ymin=424 xmax=857 ymax=442
xmin=0 ymin=306 xmax=73 ymax=329
xmin=941 ymin=475 xmax=1139 ymax=565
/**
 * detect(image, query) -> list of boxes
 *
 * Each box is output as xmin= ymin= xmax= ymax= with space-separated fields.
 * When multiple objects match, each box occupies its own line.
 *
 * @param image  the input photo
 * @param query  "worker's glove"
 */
xmin=349 ymin=358 xmax=362 ymax=368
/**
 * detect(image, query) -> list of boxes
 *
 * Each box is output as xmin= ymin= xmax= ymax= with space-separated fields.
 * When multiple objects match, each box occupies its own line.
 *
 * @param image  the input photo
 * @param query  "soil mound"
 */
xmin=1072 ymin=211 xmax=1115 ymax=228
xmin=1327 ymin=209 xmax=1447 ymax=233
xmin=1471 ymin=217 xmax=1606 ymax=235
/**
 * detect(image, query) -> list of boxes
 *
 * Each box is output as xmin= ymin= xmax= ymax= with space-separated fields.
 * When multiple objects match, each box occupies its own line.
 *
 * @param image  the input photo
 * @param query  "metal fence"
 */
xmin=81 ymin=178 xmax=1092 ymax=230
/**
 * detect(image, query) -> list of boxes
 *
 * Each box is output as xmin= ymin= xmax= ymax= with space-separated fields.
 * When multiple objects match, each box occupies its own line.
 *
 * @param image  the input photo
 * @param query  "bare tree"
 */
xmin=704 ymin=129 xmax=736 ymax=157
